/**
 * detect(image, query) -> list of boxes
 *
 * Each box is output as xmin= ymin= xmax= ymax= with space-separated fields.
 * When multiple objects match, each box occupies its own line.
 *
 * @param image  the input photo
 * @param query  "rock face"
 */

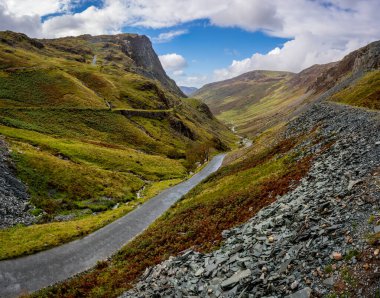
xmin=308 ymin=40 xmax=380 ymax=94
xmin=0 ymin=138 xmax=35 ymax=228
xmin=73 ymin=34 xmax=185 ymax=97
xmin=5 ymin=30 xmax=185 ymax=97
xmin=117 ymin=34 xmax=185 ymax=97
xmin=123 ymin=102 xmax=380 ymax=297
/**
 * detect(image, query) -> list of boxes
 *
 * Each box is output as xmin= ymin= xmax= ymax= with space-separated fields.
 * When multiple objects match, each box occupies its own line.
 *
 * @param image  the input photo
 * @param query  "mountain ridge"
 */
xmin=0 ymin=30 xmax=236 ymax=254
xmin=180 ymin=86 xmax=198 ymax=96
xmin=0 ymin=31 xmax=185 ymax=98
xmin=194 ymin=40 xmax=380 ymax=136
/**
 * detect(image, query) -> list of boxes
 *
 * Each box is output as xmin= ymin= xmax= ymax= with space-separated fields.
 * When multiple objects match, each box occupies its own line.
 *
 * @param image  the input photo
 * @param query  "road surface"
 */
xmin=0 ymin=154 xmax=226 ymax=298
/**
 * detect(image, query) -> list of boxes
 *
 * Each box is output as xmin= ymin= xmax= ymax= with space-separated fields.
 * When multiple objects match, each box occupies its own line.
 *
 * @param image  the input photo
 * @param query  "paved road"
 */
xmin=0 ymin=154 xmax=226 ymax=298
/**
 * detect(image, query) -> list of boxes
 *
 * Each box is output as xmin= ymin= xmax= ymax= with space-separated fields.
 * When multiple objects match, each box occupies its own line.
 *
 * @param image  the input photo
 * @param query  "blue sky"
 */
xmin=1 ymin=0 xmax=379 ymax=87
xmin=124 ymin=20 xmax=290 ymax=87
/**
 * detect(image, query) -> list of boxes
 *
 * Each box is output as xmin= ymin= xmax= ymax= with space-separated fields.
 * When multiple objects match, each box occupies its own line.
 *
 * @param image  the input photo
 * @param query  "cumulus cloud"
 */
xmin=213 ymin=0 xmax=380 ymax=80
xmin=159 ymin=53 xmax=188 ymax=72
xmin=41 ymin=1 xmax=129 ymax=37
xmin=151 ymin=29 xmax=188 ymax=43
xmin=177 ymin=75 xmax=209 ymax=88
xmin=3 ymin=0 xmax=70 ymax=17
xmin=214 ymin=33 xmax=351 ymax=80
xmin=0 ymin=1 xmax=42 ymax=36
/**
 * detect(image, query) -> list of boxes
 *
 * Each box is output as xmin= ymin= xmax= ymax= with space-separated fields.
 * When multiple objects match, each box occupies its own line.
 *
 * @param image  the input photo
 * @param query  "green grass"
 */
xmin=325 ymin=264 xmax=334 ymax=274
xmin=0 ymin=205 xmax=134 ymax=260
xmin=340 ymin=267 xmax=358 ymax=287
xmin=0 ymin=177 xmax=183 ymax=260
xmin=10 ymin=141 xmax=144 ymax=214
xmin=344 ymin=249 xmax=360 ymax=261
xmin=0 ymin=106 xmax=226 ymax=219
xmin=0 ymin=124 xmax=188 ymax=219
xmin=0 ymin=31 xmax=237 ymax=265
xmin=0 ymin=108 xmax=187 ymax=156
xmin=34 ymin=135 xmax=312 ymax=297
xmin=330 ymin=70 xmax=380 ymax=110
xmin=0 ymin=69 xmax=105 ymax=108
xmin=140 ymin=179 xmax=183 ymax=199
xmin=0 ymin=125 xmax=187 ymax=181
xmin=193 ymin=71 xmax=301 ymax=136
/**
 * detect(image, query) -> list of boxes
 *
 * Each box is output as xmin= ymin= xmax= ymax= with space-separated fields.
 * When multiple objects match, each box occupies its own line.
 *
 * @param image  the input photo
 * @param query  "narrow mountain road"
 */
xmin=0 ymin=154 xmax=226 ymax=298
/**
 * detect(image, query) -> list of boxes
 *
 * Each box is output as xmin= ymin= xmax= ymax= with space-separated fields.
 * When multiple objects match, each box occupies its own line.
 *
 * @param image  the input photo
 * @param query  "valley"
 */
xmin=0 ymin=30 xmax=379 ymax=298
xmin=0 ymin=31 xmax=236 ymax=261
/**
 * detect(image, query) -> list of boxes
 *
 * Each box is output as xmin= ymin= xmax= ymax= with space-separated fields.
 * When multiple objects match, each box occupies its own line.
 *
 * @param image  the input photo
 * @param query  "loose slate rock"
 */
xmin=122 ymin=103 xmax=380 ymax=298
xmin=220 ymin=269 xmax=251 ymax=290
xmin=286 ymin=287 xmax=312 ymax=298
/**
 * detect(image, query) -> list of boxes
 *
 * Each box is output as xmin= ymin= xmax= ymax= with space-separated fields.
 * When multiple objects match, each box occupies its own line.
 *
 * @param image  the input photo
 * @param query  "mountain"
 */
xmin=42 ymin=32 xmax=185 ymax=97
xmin=194 ymin=41 xmax=380 ymax=136
xmin=180 ymin=86 xmax=198 ymax=96
xmin=39 ymin=40 xmax=380 ymax=298
xmin=0 ymin=31 xmax=236 ymax=232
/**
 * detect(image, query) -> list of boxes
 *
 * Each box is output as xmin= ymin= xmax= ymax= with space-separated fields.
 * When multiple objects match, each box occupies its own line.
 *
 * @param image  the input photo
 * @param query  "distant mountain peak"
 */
xmin=179 ymin=86 xmax=198 ymax=96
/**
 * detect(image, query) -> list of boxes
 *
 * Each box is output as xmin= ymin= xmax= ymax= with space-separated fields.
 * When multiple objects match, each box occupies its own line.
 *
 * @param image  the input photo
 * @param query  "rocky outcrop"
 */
xmin=169 ymin=117 xmax=196 ymax=140
xmin=79 ymin=34 xmax=185 ymax=97
xmin=0 ymin=31 xmax=185 ymax=97
xmin=308 ymin=41 xmax=380 ymax=94
xmin=0 ymin=31 xmax=44 ymax=50
xmin=120 ymin=34 xmax=185 ymax=97
xmin=0 ymin=138 xmax=35 ymax=228
xmin=124 ymin=102 xmax=380 ymax=297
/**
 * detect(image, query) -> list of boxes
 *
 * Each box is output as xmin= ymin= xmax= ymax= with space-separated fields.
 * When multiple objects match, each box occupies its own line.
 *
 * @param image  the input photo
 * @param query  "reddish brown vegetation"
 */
xmin=36 ymin=135 xmax=313 ymax=298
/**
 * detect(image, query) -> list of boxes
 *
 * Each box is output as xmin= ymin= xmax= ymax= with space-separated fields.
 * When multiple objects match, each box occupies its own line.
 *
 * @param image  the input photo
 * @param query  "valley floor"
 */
xmin=124 ymin=102 xmax=380 ymax=297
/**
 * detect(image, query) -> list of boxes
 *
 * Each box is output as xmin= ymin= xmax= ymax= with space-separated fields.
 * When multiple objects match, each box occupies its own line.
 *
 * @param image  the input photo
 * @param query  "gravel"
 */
xmin=123 ymin=102 xmax=380 ymax=297
xmin=0 ymin=138 xmax=35 ymax=229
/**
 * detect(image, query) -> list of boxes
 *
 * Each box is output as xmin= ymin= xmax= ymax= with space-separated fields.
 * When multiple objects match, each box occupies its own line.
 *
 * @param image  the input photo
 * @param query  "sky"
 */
xmin=0 ymin=0 xmax=379 ymax=88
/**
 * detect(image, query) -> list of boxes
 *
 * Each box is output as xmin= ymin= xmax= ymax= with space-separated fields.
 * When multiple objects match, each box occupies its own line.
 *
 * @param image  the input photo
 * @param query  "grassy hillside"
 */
xmin=193 ymin=70 xmax=317 ymax=136
xmin=330 ymin=70 xmax=380 ymax=110
xmin=34 ymin=122 xmax=315 ymax=297
xmin=194 ymin=42 xmax=380 ymax=137
xmin=29 ymin=39 xmax=380 ymax=297
xmin=0 ymin=31 xmax=236 ymax=256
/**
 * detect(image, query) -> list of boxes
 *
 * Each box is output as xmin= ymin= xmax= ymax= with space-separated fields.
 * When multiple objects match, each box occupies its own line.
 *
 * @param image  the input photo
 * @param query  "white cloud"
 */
xmin=152 ymin=29 xmax=188 ymax=43
xmin=213 ymin=0 xmax=380 ymax=80
xmin=178 ymin=75 xmax=209 ymax=88
xmin=0 ymin=1 xmax=42 ymax=36
xmin=214 ymin=33 xmax=350 ymax=80
xmin=41 ymin=1 xmax=128 ymax=37
xmin=159 ymin=53 xmax=188 ymax=72
xmin=173 ymin=70 xmax=185 ymax=76
xmin=3 ymin=0 xmax=70 ymax=17
xmin=158 ymin=53 xmax=207 ymax=87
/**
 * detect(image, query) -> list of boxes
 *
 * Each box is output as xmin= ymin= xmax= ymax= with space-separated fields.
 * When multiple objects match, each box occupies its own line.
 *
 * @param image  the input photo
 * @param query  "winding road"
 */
xmin=0 ymin=154 xmax=226 ymax=298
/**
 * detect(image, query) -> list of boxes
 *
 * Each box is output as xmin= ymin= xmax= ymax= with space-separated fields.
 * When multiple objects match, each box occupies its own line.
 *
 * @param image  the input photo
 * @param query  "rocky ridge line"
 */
xmin=123 ymin=102 xmax=380 ymax=297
